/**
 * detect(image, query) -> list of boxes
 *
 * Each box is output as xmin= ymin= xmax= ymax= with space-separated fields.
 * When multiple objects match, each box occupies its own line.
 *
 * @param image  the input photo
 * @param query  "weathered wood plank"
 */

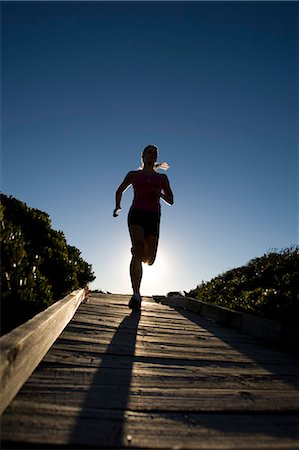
xmin=0 ymin=289 xmax=84 ymax=414
xmin=13 ymin=385 xmax=299 ymax=412
xmin=22 ymin=364 xmax=298 ymax=390
xmin=2 ymin=404 xmax=299 ymax=449
xmin=49 ymin=335 xmax=296 ymax=361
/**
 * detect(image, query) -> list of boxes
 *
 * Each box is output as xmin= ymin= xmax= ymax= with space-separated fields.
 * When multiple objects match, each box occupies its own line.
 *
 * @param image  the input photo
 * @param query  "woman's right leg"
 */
xmin=129 ymin=224 xmax=145 ymax=295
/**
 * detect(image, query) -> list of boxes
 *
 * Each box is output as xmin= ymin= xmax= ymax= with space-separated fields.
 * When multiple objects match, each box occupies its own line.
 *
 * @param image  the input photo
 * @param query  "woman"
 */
xmin=113 ymin=145 xmax=174 ymax=311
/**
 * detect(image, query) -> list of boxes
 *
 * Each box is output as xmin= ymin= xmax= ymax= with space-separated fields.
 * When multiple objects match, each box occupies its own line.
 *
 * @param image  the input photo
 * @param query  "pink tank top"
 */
xmin=131 ymin=171 xmax=163 ymax=212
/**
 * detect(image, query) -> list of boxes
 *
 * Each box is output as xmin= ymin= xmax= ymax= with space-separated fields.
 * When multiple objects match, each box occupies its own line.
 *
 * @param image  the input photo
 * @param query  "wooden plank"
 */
xmin=12 ymin=384 xmax=299 ymax=412
xmin=23 ymin=364 xmax=298 ymax=390
xmin=0 ymin=289 xmax=84 ymax=414
xmin=2 ymin=404 xmax=299 ymax=449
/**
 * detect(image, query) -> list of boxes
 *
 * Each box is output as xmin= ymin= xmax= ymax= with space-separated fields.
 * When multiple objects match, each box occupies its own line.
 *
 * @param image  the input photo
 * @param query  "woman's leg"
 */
xmin=143 ymin=235 xmax=159 ymax=266
xmin=129 ymin=224 xmax=145 ymax=294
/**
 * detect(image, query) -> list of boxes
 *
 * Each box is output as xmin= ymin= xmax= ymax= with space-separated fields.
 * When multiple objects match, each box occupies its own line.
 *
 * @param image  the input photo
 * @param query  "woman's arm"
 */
xmin=113 ymin=171 xmax=136 ymax=217
xmin=160 ymin=174 xmax=174 ymax=206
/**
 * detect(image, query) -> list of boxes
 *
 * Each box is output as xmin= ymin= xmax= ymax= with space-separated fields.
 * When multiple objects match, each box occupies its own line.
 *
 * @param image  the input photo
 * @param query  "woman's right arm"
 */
xmin=160 ymin=174 xmax=174 ymax=206
xmin=113 ymin=171 xmax=136 ymax=217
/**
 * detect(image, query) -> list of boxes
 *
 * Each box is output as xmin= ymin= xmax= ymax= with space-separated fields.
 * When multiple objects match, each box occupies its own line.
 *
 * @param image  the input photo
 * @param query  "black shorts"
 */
xmin=128 ymin=208 xmax=161 ymax=237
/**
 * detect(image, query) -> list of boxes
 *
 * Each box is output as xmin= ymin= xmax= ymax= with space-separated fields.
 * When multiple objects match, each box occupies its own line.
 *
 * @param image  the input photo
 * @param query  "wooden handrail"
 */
xmin=0 ymin=288 xmax=84 ymax=415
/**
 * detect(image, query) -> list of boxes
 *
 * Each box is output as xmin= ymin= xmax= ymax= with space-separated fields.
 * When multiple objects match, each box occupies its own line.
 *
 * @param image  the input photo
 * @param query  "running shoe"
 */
xmin=128 ymin=294 xmax=141 ymax=311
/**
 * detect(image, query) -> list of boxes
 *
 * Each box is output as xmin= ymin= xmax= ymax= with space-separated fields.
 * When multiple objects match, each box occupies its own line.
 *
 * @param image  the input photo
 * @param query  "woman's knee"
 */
xmin=143 ymin=237 xmax=158 ymax=265
xmin=131 ymin=242 xmax=144 ymax=259
xmin=147 ymin=257 xmax=156 ymax=266
xmin=143 ymin=251 xmax=157 ymax=265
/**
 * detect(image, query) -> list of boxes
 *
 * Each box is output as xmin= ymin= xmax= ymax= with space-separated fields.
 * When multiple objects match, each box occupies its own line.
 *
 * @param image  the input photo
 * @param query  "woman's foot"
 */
xmin=128 ymin=293 xmax=142 ymax=311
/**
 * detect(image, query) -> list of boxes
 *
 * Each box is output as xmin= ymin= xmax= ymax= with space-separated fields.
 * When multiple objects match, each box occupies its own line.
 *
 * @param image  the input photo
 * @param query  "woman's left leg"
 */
xmin=142 ymin=235 xmax=159 ymax=266
xmin=142 ymin=210 xmax=160 ymax=265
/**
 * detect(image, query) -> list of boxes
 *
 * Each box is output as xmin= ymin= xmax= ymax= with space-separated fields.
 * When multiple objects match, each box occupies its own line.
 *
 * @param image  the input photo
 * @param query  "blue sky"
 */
xmin=2 ymin=1 xmax=298 ymax=296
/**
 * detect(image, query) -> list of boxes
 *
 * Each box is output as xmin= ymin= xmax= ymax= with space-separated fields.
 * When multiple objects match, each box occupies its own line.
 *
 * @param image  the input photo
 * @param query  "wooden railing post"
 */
xmin=0 ymin=288 xmax=84 ymax=415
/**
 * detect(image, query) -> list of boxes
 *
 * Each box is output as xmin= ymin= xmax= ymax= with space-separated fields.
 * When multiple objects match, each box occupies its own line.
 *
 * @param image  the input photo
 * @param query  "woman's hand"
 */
xmin=113 ymin=208 xmax=121 ymax=217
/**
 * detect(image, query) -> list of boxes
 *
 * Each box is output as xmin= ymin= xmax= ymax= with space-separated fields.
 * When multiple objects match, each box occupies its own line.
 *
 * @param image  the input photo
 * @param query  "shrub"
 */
xmin=187 ymin=247 xmax=298 ymax=329
xmin=0 ymin=193 xmax=95 ymax=335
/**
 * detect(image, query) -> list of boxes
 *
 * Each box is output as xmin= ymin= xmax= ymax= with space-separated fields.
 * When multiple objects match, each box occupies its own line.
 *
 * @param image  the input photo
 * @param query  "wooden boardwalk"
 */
xmin=1 ymin=293 xmax=299 ymax=449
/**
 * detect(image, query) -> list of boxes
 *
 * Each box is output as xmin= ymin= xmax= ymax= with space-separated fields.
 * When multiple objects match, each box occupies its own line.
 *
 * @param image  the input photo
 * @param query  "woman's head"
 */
xmin=142 ymin=145 xmax=158 ymax=163
xmin=141 ymin=145 xmax=169 ymax=171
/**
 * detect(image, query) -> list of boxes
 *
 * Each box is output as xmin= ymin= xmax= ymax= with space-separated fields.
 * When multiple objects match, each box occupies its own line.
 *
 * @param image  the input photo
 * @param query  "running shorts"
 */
xmin=128 ymin=207 xmax=161 ymax=237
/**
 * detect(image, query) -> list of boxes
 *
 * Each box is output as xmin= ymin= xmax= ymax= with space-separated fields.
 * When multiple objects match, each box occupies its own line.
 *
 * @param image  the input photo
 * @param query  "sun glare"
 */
xmin=117 ymin=240 xmax=172 ymax=296
xmin=142 ymin=249 xmax=167 ymax=296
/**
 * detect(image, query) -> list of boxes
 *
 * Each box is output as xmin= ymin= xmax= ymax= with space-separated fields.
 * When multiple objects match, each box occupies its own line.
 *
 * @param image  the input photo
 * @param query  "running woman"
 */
xmin=113 ymin=145 xmax=174 ymax=311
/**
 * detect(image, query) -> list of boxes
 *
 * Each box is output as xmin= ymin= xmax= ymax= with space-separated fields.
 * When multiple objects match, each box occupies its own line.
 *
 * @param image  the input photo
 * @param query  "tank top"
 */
xmin=131 ymin=171 xmax=163 ymax=212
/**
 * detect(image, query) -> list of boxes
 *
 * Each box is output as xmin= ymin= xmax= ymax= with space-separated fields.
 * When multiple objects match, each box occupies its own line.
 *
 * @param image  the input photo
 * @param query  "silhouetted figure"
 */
xmin=113 ymin=145 xmax=174 ymax=311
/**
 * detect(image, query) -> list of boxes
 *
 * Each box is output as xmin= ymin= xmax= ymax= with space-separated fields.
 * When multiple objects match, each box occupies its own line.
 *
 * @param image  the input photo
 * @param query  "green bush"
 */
xmin=187 ymin=247 xmax=298 ymax=329
xmin=1 ymin=193 xmax=95 ymax=335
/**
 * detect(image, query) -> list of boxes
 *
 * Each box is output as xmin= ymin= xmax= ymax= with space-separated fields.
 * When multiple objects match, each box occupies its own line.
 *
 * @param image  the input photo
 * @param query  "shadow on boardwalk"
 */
xmin=69 ymin=310 xmax=140 ymax=448
xmin=174 ymin=306 xmax=299 ymax=390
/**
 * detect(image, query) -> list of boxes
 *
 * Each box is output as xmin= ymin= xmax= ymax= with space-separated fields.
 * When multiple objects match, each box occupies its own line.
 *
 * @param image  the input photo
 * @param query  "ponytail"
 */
xmin=154 ymin=162 xmax=169 ymax=171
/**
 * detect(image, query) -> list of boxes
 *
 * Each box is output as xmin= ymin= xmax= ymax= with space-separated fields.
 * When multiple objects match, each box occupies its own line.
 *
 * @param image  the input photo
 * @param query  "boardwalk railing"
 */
xmin=154 ymin=295 xmax=296 ymax=351
xmin=0 ymin=289 xmax=84 ymax=415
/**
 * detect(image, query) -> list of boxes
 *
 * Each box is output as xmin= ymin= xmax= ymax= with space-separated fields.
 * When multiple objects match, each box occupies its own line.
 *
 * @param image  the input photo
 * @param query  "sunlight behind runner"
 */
xmin=142 ymin=249 xmax=168 ymax=296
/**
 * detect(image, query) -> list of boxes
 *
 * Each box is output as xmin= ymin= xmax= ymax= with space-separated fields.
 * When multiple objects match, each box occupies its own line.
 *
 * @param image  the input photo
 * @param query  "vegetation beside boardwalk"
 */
xmin=187 ymin=246 xmax=298 ymax=330
xmin=1 ymin=193 xmax=95 ymax=335
xmin=1 ymin=192 xmax=297 ymax=337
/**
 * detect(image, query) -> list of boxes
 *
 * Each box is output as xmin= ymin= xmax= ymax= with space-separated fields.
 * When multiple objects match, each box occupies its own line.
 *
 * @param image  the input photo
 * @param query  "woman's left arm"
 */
xmin=160 ymin=174 xmax=174 ymax=205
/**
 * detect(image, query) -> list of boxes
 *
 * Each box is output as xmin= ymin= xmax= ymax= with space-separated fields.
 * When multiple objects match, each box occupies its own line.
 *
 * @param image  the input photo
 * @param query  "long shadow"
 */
xmin=68 ymin=310 xmax=140 ymax=449
xmin=174 ymin=306 xmax=299 ymax=389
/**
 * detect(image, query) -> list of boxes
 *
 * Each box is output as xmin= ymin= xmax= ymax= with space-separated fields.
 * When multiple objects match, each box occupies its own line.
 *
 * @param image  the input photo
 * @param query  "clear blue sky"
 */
xmin=2 ymin=1 xmax=298 ymax=296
